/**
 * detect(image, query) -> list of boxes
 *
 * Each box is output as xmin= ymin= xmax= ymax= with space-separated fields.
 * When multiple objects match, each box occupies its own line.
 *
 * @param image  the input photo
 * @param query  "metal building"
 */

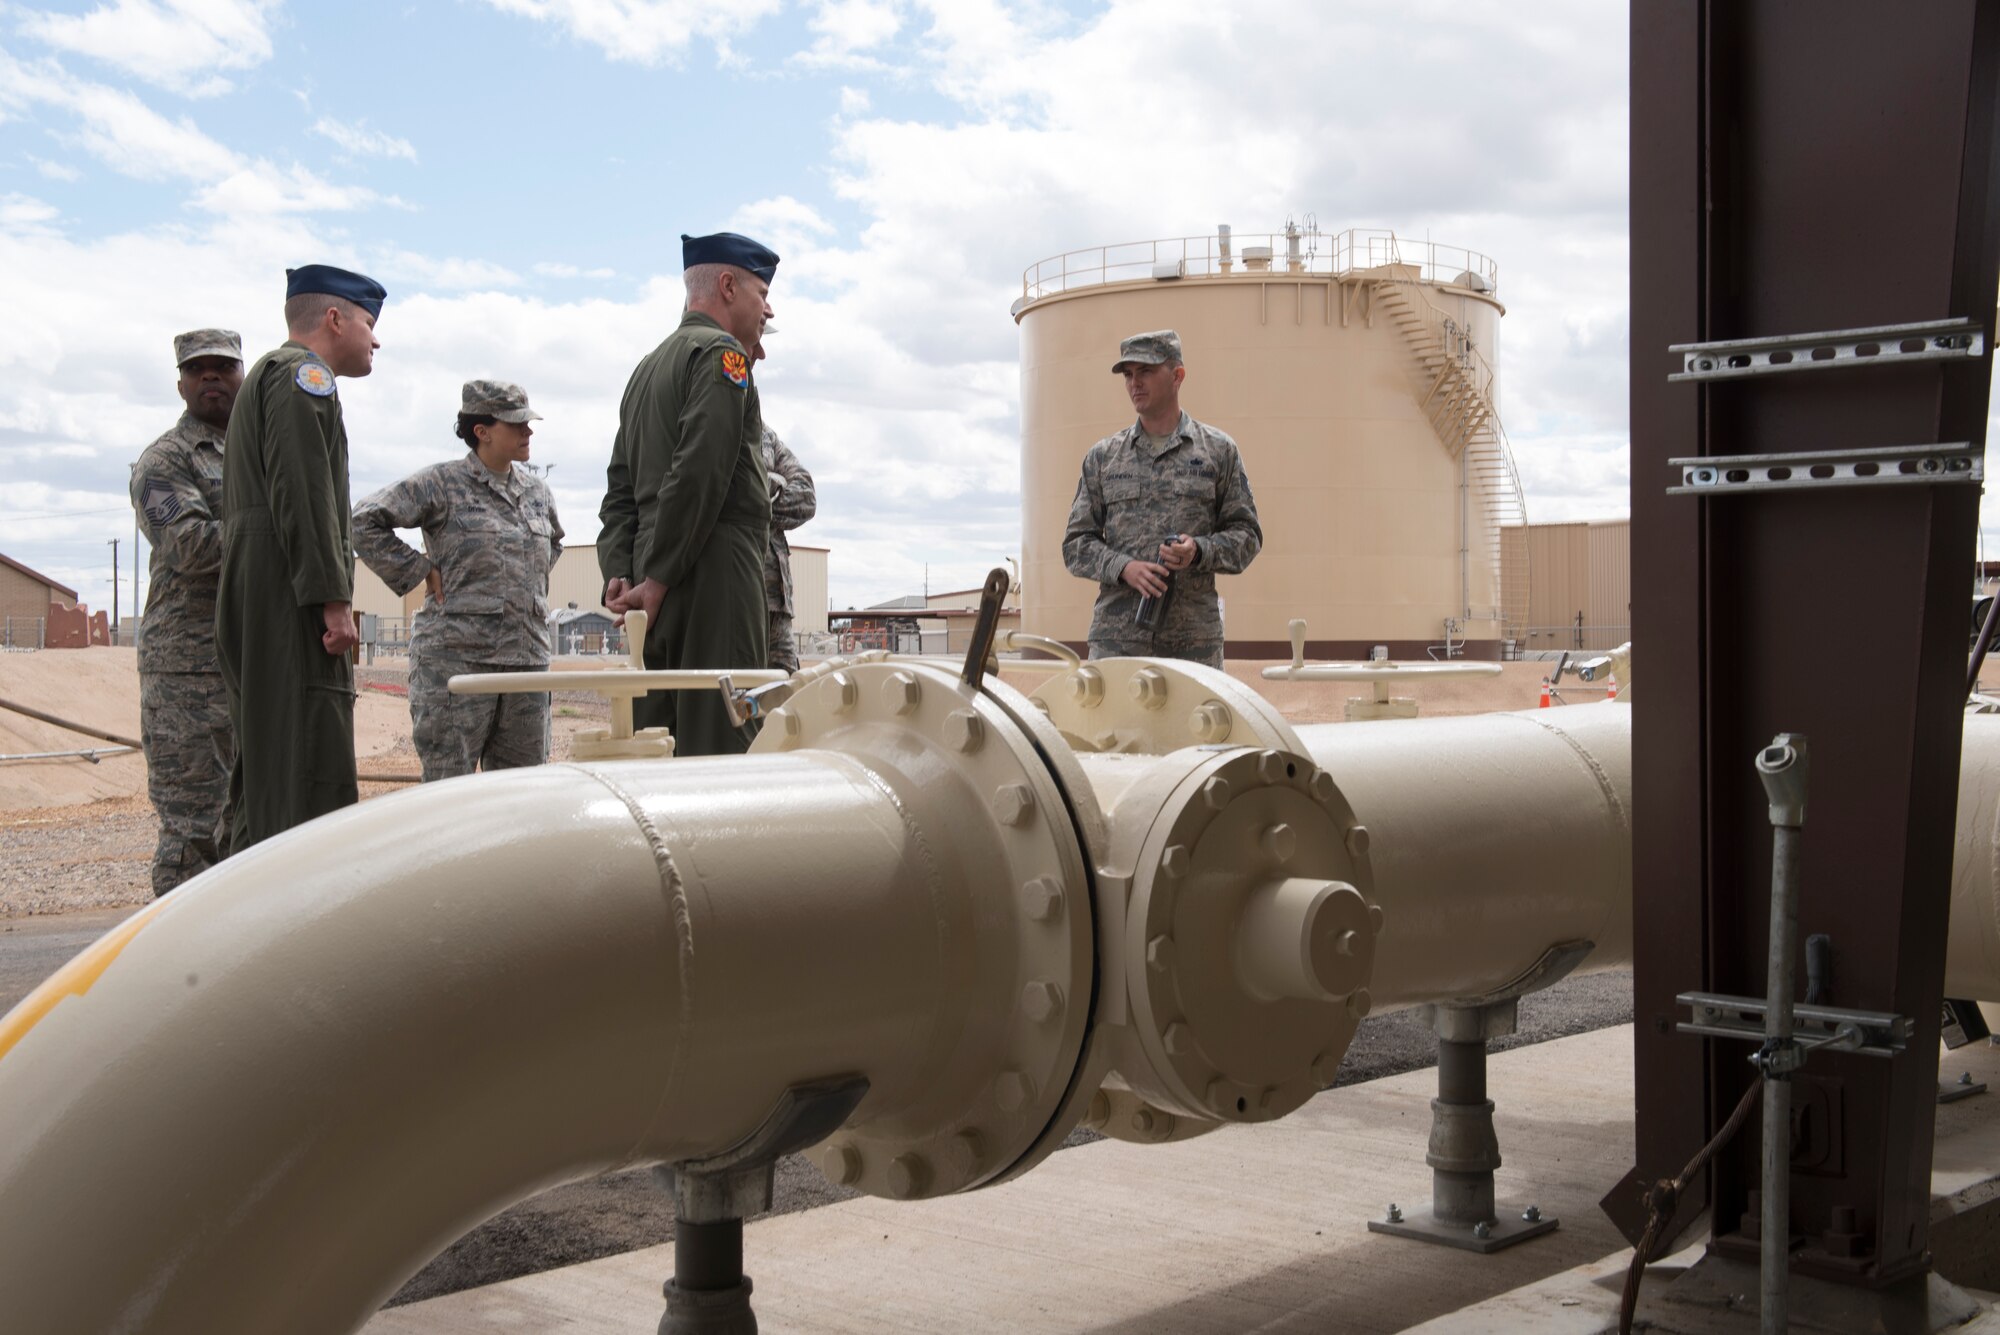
xmin=1500 ymin=519 xmax=1631 ymax=654
xmin=1014 ymin=227 xmax=1527 ymax=659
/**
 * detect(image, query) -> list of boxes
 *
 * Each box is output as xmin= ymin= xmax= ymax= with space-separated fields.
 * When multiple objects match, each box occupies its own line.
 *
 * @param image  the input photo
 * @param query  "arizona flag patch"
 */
xmin=294 ymin=362 xmax=335 ymax=397
xmin=720 ymin=349 xmax=748 ymax=388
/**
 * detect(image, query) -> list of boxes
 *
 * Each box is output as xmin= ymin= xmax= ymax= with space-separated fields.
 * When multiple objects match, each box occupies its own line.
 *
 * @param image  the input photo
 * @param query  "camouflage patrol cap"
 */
xmin=1111 ymin=329 xmax=1184 ymax=373
xmin=174 ymin=328 xmax=242 ymax=366
xmin=461 ymin=379 xmax=542 ymax=424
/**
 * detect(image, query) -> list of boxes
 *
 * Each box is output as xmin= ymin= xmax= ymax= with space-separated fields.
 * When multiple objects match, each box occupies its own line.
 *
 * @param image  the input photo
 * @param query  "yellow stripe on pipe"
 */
xmin=0 ymin=899 xmax=171 ymax=1064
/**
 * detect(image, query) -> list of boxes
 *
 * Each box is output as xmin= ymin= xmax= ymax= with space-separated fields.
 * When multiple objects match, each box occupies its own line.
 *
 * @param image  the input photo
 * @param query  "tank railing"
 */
xmin=1020 ymin=228 xmax=1500 ymax=302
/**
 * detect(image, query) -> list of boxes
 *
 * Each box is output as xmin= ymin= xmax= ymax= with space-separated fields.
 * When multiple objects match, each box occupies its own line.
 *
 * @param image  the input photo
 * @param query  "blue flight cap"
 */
xmin=680 ymin=232 xmax=779 ymax=283
xmin=285 ymin=264 xmax=388 ymax=319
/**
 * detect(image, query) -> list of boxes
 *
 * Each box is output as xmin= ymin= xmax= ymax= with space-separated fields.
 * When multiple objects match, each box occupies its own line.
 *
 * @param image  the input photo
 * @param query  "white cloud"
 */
xmin=15 ymin=0 xmax=279 ymax=97
xmin=0 ymin=49 xmax=394 ymax=214
xmin=477 ymin=0 xmax=783 ymax=65
xmin=0 ymin=193 xmax=61 ymax=229
xmin=794 ymin=0 xmax=903 ymax=69
xmin=30 ymin=155 xmax=81 ymax=181
xmin=533 ymin=261 xmax=617 ymax=279
xmin=376 ymin=250 xmax=524 ymax=291
xmin=192 ymin=163 xmax=400 ymax=215
xmin=838 ymin=85 xmax=870 ymax=116
xmin=310 ymin=116 xmax=418 ymax=163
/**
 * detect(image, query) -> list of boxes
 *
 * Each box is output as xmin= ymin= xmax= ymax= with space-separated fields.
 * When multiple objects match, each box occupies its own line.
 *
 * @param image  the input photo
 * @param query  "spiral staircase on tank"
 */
xmin=1366 ymin=272 xmax=1530 ymax=655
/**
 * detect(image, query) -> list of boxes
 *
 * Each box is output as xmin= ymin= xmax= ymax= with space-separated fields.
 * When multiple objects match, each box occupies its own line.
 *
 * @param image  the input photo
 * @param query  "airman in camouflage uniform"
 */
xmin=1061 ymin=330 xmax=1262 ymax=668
xmin=760 ymin=424 xmax=816 ymax=672
xmin=130 ymin=328 xmax=242 ymax=895
xmin=353 ymin=380 xmax=565 ymax=781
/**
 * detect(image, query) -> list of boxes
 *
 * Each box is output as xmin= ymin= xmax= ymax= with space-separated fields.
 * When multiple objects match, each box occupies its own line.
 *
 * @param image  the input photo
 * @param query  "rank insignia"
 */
xmin=721 ymin=349 xmax=749 ymax=388
xmin=295 ymin=361 xmax=335 ymax=397
xmin=139 ymin=478 xmax=183 ymax=529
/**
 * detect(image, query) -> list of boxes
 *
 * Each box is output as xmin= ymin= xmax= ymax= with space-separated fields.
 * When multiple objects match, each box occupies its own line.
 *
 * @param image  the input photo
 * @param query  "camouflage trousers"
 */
xmin=1087 ymin=638 xmax=1225 ymax=670
xmin=139 ymin=670 xmax=234 ymax=896
xmin=408 ymin=652 xmax=549 ymax=782
xmin=768 ymin=612 xmax=799 ymax=673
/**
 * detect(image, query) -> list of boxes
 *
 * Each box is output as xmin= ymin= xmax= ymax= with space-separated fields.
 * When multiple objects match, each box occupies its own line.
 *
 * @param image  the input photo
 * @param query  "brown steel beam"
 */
xmin=1620 ymin=0 xmax=2000 ymax=1285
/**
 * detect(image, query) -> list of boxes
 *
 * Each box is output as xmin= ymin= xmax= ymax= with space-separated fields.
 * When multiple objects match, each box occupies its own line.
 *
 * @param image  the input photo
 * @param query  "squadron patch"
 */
xmin=720 ymin=349 xmax=749 ymax=388
xmin=294 ymin=361 xmax=336 ymax=397
xmin=139 ymin=478 xmax=183 ymax=529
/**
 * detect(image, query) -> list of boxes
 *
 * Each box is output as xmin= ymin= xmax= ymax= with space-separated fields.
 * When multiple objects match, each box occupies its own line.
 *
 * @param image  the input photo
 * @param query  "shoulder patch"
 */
xmin=720 ymin=349 xmax=749 ymax=388
xmin=139 ymin=478 xmax=183 ymax=528
xmin=294 ymin=361 xmax=336 ymax=397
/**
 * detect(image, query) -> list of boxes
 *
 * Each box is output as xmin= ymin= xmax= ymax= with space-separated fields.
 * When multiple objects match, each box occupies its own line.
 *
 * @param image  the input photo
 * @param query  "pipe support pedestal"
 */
xmin=1367 ymin=999 xmax=1561 ymax=1253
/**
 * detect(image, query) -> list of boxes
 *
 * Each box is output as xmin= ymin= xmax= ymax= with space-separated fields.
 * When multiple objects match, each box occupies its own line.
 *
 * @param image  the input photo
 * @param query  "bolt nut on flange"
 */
xmin=1020 ymin=876 xmax=1064 ymax=921
xmin=1069 ymin=668 xmax=1105 ymax=709
xmin=882 ymin=670 xmax=922 ymax=715
xmin=821 ymin=1143 xmax=862 ymax=1186
xmin=992 ymin=783 xmax=1035 ymax=827
xmin=1385 ymin=1204 xmax=1404 ymax=1224
xmin=1129 ymin=668 xmax=1169 ymax=710
xmin=944 ymin=709 xmax=985 ymax=752
xmin=1472 ymin=1220 xmax=1493 ymax=1240
xmin=1190 ymin=700 xmax=1233 ymax=743
xmin=1020 ymin=981 xmax=1065 ymax=1023
xmin=1522 ymin=1205 xmax=1542 ymax=1223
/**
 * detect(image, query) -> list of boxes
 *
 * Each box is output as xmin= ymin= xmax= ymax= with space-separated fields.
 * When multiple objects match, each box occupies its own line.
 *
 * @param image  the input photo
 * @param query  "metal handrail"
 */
xmin=1020 ymin=228 xmax=1500 ymax=303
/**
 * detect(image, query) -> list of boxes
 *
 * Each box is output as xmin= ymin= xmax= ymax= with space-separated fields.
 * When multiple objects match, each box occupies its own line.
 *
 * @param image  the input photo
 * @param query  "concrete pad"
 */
xmin=370 ymin=1025 xmax=1641 ymax=1333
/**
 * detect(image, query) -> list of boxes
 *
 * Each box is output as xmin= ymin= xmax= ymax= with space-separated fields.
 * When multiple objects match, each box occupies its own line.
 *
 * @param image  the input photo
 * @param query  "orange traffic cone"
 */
xmin=1606 ymin=675 xmax=1618 ymax=701
xmin=1539 ymin=681 xmax=1552 ymax=708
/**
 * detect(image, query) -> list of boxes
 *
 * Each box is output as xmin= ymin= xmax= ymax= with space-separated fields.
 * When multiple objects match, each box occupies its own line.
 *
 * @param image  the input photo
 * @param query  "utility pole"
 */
xmin=107 ymin=538 xmax=119 ymax=633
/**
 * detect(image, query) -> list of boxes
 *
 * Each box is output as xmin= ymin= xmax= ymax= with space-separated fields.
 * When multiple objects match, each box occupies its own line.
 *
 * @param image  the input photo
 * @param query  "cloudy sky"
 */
xmin=2 ymin=0 xmax=1673 ymax=617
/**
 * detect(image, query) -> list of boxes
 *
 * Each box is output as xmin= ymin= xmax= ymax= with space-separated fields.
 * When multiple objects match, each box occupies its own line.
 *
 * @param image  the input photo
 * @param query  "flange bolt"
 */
xmin=1129 ymin=668 xmax=1169 ymax=710
xmin=1385 ymin=1204 xmax=1403 ymax=1224
xmin=1522 ymin=1205 xmax=1542 ymax=1223
xmin=1020 ymin=876 xmax=1064 ymax=921
xmin=882 ymin=671 xmax=921 ymax=715
xmin=992 ymin=783 xmax=1035 ymax=827
xmin=1020 ymin=980 xmax=1064 ymax=1023
xmin=944 ymin=709 xmax=985 ymax=753
xmin=1189 ymin=700 xmax=1232 ymax=742
xmin=1472 ymin=1220 xmax=1493 ymax=1240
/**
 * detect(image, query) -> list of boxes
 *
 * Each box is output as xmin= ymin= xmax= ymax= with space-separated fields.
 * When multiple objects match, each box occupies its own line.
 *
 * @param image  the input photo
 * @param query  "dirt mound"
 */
xmin=0 ymin=647 xmax=415 ymax=813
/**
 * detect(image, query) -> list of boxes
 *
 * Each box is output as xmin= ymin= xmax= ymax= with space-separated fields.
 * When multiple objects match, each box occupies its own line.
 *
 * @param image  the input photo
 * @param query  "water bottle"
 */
xmin=1133 ymin=534 xmax=1185 ymax=630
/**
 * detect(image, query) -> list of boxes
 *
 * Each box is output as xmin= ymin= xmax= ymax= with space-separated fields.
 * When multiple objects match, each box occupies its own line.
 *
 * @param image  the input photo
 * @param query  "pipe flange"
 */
xmin=1030 ymin=657 xmax=1301 ymax=756
xmin=754 ymin=662 xmax=1092 ymax=1200
xmin=1125 ymin=747 xmax=1381 ymax=1123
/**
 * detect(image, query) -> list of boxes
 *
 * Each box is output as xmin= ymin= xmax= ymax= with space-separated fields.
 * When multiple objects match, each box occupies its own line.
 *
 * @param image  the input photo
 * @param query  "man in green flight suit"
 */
xmin=599 ymin=231 xmax=777 ymax=756
xmin=215 ymin=263 xmax=387 ymax=851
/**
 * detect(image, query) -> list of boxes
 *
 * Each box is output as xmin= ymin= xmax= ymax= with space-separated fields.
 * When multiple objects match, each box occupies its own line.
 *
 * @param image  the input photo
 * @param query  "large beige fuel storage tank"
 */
xmin=1015 ymin=227 xmax=1527 ymax=659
